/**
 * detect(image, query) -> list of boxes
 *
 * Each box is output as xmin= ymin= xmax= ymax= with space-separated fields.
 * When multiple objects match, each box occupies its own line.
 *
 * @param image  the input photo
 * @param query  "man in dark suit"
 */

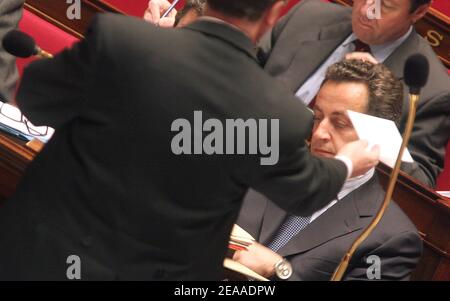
xmin=234 ymin=59 xmax=423 ymax=281
xmin=258 ymin=0 xmax=450 ymax=187
xmin=0 ymin=0 xmax=24 ymax=102
xmin=0 ymin=0 xmax=379 ymax=280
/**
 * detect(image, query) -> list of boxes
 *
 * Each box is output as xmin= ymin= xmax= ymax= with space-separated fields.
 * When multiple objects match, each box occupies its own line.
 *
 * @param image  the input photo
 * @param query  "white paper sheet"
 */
xmin=347 ymin=110 xmax=414 ymax=168
xmin=436 ymin=191 xmax=450 ymax=198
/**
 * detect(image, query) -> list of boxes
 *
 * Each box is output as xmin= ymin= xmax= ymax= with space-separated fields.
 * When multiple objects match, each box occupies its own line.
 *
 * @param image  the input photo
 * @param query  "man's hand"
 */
xmin=232 ymin=242 xmax=283 ymax=278
xmin=345 ymin=52 xmax=378 ymax=64
xmin=337 ymin=140 xmax=380 ymax=178
xmin=143 ymin=0 xmax=177 ymax=28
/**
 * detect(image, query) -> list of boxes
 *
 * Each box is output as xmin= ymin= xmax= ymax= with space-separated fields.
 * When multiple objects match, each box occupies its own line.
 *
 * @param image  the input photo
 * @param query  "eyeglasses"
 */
xmin=0 ymin=102 xmax=49 ymax=137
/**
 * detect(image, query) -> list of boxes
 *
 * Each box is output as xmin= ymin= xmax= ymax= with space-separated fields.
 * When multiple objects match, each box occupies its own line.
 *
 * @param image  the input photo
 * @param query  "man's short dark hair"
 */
xmin=175 ymin=0 xmax=206 ymax=26
xmin=206 ymin=0 xmax=279 ymax=21
xmin=324 ymin=59 xmax=403 ymax=127
xmin=409 ymin=0 xmax=431 ymax=13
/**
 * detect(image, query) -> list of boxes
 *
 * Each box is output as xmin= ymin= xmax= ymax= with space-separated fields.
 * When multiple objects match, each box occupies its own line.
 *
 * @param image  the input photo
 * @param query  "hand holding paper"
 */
xmin=347 ymin=110 xmax=414 ymax=169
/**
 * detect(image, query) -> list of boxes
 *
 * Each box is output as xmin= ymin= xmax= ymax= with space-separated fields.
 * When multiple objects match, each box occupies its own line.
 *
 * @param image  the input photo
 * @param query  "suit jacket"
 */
xmin=0 ymin=15 xmax=348 ymax=280
xmin=258 ymin=0 xmax=450 ymax=187
xmin=237 ymin=175 xmax=423 ymax=280
xmin=0 ymin=0 xmax=24 ymax=101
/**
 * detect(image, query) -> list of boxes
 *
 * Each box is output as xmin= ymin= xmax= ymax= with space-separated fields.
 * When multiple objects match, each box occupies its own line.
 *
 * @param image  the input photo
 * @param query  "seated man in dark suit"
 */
xmin=0 ymin=0 xmax=24 ymax=102
xmin=234 ymin=59 xmax=423 ymax=281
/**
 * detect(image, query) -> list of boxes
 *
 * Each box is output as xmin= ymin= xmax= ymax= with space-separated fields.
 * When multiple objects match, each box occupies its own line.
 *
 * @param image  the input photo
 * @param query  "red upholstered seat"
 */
xmin=432 ymin=0 xmax=450 ymax=16
xmin=17 ymin=9 xmax=79 ymax=77
xmin=103 ymin=0 xmax=185 ymax=17
xmin=437 ymin=142 xmax=450 ymax=190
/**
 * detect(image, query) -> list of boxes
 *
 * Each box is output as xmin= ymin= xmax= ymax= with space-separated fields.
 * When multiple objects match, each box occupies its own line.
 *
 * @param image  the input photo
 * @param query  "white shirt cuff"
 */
xmin=334 ymin=155 xmax=353 ymax=180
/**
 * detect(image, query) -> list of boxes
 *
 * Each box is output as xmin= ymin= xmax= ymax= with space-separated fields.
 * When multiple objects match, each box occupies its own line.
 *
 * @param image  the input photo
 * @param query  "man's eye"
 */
xmin=313 ymin=116 xmax=322 ymax=122
xmin=382 ymin=1 xmax=394 ymax=9
xmin=334 ymin=120 xmax=349 ymax=129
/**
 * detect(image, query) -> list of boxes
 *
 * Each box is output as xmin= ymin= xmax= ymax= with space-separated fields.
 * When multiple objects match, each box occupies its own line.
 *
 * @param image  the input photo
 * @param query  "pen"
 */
xmin=161 ymin=0 xmax=181 ymax=19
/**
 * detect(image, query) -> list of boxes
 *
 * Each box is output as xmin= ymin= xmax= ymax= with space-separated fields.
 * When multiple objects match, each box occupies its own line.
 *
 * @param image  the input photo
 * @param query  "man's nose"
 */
xmin=313 ymin=120 xmax=332 ymax=141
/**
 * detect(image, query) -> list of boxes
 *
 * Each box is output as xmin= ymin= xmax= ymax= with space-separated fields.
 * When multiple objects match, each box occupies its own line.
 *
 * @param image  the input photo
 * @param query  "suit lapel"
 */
xmin=384 ymin=30 xmax=421 ymax=79
xmin=277 ymin=176 xmax=382 ymax=257
xmin=278 ymin=21 xmax=352 ymax=93
xmin=259 ymin=201 xmax=288 ymax=245
xmin=383 ymin=31 xmax=422 ymax=128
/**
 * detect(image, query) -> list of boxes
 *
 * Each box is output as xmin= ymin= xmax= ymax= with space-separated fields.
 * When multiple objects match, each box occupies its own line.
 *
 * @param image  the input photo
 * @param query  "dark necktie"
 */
xmin=265 ymin=214 xmax=312 ymax=252
xmin=353 ymin=39 xmax=371 ymax=53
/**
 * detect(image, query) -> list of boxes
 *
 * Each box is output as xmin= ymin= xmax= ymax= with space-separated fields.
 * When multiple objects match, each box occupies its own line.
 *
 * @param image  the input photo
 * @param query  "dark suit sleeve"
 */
xmin=0 ymin=0 xmax=24 ymax=101
xmin=402 ymin=91 xmax=450 ymax=187
xmin=343 ymin=231 xmax=423 ymax=281
xmin=16 ymin=16 xmax=100 ymax=128
xmin=257 ymin=0 xmax=307 ymax=66
xmin=249 ymin=138 xmax=347 ymax=217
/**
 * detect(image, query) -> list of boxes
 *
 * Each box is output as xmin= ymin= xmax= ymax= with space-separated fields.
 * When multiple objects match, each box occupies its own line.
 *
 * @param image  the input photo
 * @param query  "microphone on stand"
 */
xmin=404 ymin=54 xmax=430 ymax=96
xmin=330 ymin=54 xmax=429 ymax=281
xmin=2 ymin=30 xmax=53 ymax=59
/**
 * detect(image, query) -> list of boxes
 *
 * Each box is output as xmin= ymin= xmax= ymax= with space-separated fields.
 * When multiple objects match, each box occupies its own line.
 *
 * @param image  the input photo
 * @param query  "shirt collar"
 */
xmin=338 ymin=167 xmax=375 ymax=201
xmin=343 ymin=26 xmax=413 ymax=63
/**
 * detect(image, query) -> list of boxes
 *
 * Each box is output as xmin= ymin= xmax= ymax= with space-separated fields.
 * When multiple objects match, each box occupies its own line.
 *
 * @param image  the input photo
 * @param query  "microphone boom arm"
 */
xmin=330 ymin=93 xmax=420 ymax=281
xmin=36 ymin=47 xmax=53 ymax=59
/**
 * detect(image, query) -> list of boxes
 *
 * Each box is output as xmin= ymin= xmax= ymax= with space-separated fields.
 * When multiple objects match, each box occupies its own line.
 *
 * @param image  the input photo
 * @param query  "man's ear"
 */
xmin=255 ymin=1 xmax=287 ymax=42
xmin=264 ymin=1 xmax=287 ymax=28
xmin=410 ymin=3 xmax=430 ymax=24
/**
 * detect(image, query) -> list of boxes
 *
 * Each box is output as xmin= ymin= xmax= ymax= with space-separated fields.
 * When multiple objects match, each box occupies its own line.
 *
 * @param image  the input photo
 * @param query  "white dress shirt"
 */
xmin=310 ymin=167 xmax=375 ymax=223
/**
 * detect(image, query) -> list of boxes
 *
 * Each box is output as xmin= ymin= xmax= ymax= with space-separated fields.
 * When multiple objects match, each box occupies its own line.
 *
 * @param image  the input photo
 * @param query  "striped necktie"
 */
xmin=353 ymin=39 xmax=372 ymax=53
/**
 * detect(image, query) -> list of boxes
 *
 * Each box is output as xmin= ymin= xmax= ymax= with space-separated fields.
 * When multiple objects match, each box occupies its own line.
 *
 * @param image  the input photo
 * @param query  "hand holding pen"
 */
xmin=143 ymin=0 xmax=179 ymax=28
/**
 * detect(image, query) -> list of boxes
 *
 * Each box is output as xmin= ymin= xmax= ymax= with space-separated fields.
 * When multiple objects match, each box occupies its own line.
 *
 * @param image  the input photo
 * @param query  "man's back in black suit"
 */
xmin=0 ymin=8 xmax=368 ymax=279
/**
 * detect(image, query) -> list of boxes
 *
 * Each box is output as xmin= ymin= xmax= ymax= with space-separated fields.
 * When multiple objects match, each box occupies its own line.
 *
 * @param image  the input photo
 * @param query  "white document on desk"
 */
xmin=0 ymin=101 xmax=54 ymax=142
xmin=347 ymin=110 xmax=414 ymax=169
xmin=437 ymin=191 xmax=450 ymax=198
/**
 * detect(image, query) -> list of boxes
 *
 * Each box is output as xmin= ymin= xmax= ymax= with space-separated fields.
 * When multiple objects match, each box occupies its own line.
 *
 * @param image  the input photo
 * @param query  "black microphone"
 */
xmin=2 ymin=30 xmax=53 ymax=59
xmin=404 ymin=53 xmax=429 ymax=95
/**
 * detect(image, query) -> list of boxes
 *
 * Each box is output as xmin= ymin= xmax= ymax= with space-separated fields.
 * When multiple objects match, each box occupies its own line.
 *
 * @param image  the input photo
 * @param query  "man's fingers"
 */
xmin=358 ymin=139 xmax=369 ymax=148
xmin=168 ymin=7 xmax=178 ymax=18
xmin=371 ymin=144 xmax=380 ymax=154
xmin=345 ymin=52 xmax=378 ymax=64
xmin=145 ymin=0 xmax=177 ymax=27
xmin=159 ymin=17 xmax=176 ymax=28
xmin=148 ymin=1 xmax=162 ymax=24
xmin=370 ymin=144 xmax=381 ymax=164
xmin=158 ymin=0 xmax=174 ymax=11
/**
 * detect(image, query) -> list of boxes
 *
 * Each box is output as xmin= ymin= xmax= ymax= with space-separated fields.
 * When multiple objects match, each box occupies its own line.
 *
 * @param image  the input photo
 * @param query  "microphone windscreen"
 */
xmin=2 ymin=30 xmax=37 ymax=58
xmin=404 ymin=54 xmax=429 ymax=95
